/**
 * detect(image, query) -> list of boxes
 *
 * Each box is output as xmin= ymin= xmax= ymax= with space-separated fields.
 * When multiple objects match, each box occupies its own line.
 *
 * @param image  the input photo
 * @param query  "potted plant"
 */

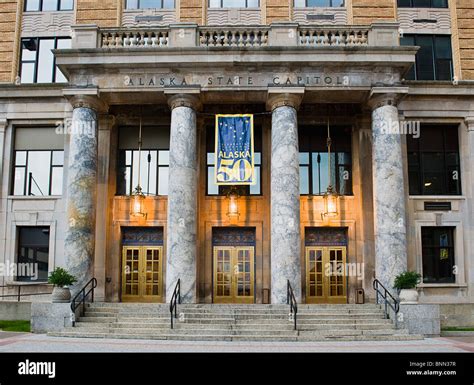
xmin=394 ymin=271 xmax=421 ymax=304
xmin=48 ymin=267 xmax=77 ymax=303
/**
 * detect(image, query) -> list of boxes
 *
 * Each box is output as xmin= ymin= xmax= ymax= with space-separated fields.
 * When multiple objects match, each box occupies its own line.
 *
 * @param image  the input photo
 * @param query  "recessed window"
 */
xmin=299 ymin=126 xmax=352 ymax=196
xmin=25 ymin=0 xmax=74 ymax=11
xmin=20 ymin=37 xmax=71 ymax=84
xmin=294 ymin=0 xmax=344 ymax=7
xmin=17 ymin=227 xmax=50 ymax=282
xmin=421 ymin=227 xmax=455 ymax=284
xmin=209 ymin=0 xmax=259 ymax=8
xmin=397 ymin=0 xmax=448 ymax=8
xmin=206 ymin=126 xmax=262 ymax=196
xmin=400 ymin=35 xmax=453 ymax=81
xmin=407 ymin=125 xmax=461 ymax=195
xmin=12 ymin=127 xmax=64 ymax=196
xmin=125 ymin=0 xmax=175 ymax=9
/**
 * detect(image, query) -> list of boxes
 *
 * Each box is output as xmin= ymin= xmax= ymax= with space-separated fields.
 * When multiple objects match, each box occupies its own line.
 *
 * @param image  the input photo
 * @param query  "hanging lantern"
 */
xmin=130 ymin=113 xmax=147 ymax=219
xmin=227 ymin=187 xmax=240 ymax=219
xmin=131 ymin=185 xmax=147 ymax=218
xmin=322 ymin=118 xmax=339 ymax=218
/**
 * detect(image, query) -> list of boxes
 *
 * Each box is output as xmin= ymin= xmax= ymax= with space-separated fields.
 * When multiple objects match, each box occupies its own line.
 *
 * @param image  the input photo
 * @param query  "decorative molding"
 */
xmin=207 ymin=9 xmax=261 ymax=25
xmin=21 ymin=11 xmax=74 ymax=37
xmin=121 ymin=9 xmax=176 ymax=27
xmin=293 ymin=7 xmax=348 ymax=25
xmin=397 ymin=8 xmax=451 ymax=34
xmin=65 ymin=93 xmax=108 ymax=113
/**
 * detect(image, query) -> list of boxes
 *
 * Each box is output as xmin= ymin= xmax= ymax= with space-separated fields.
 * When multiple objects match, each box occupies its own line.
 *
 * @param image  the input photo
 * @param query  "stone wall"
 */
xmin=440 ymin=304 xmax=474 ymax=328
xmin=0 ymin=302 xmax=31 ymax=320
xmin=266 ymin=0 xmax=290 ymax=23
xmin=0 ymin=0 xmax=19 ymax=83
xmin=352 ymin=0 xmax=396 ymax=25
xmin=76 ymin=0 xmax=118 ymax=27
xmin=179 ymin=0 xmax=203 ymax=24
xmin=456 ymin=0 xmax=474 ymax=80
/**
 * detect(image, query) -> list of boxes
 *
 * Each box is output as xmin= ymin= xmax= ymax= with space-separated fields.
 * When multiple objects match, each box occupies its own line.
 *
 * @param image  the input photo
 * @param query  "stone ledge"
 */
xmin=398 ymin=303 xmax=440 ymax=337
xmin=31 ymin=302 xmax=75 ymax=333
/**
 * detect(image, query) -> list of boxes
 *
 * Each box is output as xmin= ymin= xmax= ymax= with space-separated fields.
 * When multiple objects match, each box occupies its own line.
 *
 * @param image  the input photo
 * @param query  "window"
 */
xmin=207 ymin=126 xmax=262 ymax=196
xmin=400 ymin=35 xmax=453 ymax=81
xmin=25 ymin=0 xmax=74 ymax=11
xmin=209 ymin=0 xmax=259 ymax=8
xmin=397 ymin=0 xmax=447 ymax=8
xmin=125 ymin=0 xmax=174 ymax=9
xmin=17 ymin=227 xmax=50 ymax=282
xmin=421 ymin=227 xmax=455 ymax=284
xmin=12 ymin=128 xmax=64 ymax=196
xmin=20 ymin=37 xmax=71 ymax=84
xmin=117 ymin=149 xmax=169 ymax=195
xmin=407 ymin=125 xmax=461 ymax=195
xmin=299 ymin=126 xmax=352 ymax=195
xmin=294 ymin=0 xmax=344 ymax=7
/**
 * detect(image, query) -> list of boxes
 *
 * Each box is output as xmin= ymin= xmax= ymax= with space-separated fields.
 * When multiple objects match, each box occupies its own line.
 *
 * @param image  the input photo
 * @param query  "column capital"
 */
xmin=266 ymin=87 xmax=304 ymax=111
xmin=368 ymin=87 xmax=409 ymax=110
xmin=166 ymin=91 xmax=202 ymax=111
xmin=63 ymin=88 xmax=108 ymax=113
xmin=464 ymin=117 xmax=474 ymax=131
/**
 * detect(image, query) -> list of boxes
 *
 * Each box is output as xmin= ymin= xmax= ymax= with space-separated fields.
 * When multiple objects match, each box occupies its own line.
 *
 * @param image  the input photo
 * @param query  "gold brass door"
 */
xmin=213 ymin=246 xmax=254 ymax=303
xmin=306 ymin=246 xmax=347 ymax=304
xmin=122 ymin=246 xmax=163 ymax=302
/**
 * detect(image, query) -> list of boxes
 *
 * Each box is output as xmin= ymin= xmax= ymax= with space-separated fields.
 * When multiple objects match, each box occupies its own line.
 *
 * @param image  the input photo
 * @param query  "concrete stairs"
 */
xmin=49 ymin=303 xmax=423 ymax=341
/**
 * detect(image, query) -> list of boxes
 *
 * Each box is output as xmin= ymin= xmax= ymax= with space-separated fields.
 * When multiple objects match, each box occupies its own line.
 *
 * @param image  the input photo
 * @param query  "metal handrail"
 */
xmin=373 ymin=278 xmax=400 ymax=328
xmin=286 ymin=280 xmax=298 ymax=331
xmin=0 ymin=285 xmax=53 ymax=301
xmin=169 ymin=279 xmax=181 ymax=329
xmin=70 ymin=278 xmax=97 ymax=323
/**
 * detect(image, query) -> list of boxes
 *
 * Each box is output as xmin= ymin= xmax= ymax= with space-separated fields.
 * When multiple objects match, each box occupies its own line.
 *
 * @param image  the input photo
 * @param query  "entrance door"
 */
xmin=122 ymin=246 xmax=163 ymax=302
xmin=306 ymin=246 xmax=347 ymax=304
xmin=213 ymin=246 xmax=254 ymax=303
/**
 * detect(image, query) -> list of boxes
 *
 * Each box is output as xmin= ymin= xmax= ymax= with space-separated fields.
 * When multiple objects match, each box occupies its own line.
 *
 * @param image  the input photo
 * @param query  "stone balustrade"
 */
xmin=198 ymin=27 xmax=269 ymax=47
xmin=299 ymin=27 xmax=369 ymax=46
xmin=71 ymin=22 xmax=400 ymax=49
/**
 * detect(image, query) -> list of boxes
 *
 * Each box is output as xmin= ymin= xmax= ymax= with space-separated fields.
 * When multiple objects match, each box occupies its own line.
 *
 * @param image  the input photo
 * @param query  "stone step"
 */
xmin=298 ymin=323 xmax=396 ymax=331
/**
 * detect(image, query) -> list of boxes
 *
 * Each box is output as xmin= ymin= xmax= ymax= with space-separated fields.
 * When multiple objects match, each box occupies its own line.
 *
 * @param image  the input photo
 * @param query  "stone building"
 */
xmin=0 ymin=0 xmax=473 ymax=314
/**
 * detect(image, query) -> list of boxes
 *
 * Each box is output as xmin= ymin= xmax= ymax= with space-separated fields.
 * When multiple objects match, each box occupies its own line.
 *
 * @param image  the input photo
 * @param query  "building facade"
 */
xmin=0 ymin=0 xmax=473 ymax=307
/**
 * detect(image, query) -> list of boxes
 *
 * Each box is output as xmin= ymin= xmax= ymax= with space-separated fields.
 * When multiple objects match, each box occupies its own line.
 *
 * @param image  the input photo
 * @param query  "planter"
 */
xmin=51 ymin=286 xmax=71 ymax=303
xmin=399 ymin=288 xmax=418 ymax=304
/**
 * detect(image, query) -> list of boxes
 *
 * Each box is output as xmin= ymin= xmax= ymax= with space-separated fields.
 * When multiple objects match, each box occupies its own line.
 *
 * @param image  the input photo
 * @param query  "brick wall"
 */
xmin=179 ymin=0 xmax=203 ymax=24
xmin=76 ymin=0 xmax=118 ymax=27
xmin=0 ymin=0 xmax=18 ymax=83
xmin=456 ymin=0 xmax=474 ymax=80
xmin=352 ymin=0 xmax=396 ymax=25
xmin=266 ymin=0 xmax=290 ymax=23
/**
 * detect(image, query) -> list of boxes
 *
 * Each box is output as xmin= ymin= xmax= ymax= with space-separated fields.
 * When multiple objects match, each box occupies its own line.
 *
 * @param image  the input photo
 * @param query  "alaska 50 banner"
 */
xmin=215 ymin=114 xmax=255 ymax=185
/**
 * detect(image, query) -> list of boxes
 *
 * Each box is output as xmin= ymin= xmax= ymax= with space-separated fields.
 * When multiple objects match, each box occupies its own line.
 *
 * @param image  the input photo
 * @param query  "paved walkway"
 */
xmin=0 ymin=332 xmax=473 ymax=352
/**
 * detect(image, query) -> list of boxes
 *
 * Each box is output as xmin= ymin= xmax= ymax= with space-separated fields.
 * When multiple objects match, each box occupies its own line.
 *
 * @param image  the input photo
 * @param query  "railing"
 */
xmin=101 ymin=28 xmax=169 ymax=48
xmin=299 ymin=26 xmax=369 ymax=46
xmin=199 ymin=27 xmax=269 ymax=47
xmin=0 ymin=285 xmax=53 ymax=301
xmin=373 ymin=278 xmax=400 ymax=328
xmin=169 ymin=279 xmax=181 ymax=329
xmin=70 ymin=278 xmax=97 ymax=323
xmin=286 ymin=280 xmax=298 ymax=331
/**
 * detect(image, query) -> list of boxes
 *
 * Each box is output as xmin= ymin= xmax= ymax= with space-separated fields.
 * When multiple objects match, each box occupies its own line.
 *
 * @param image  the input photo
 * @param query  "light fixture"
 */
xmin=322 ymin=118 xmax=339 ymax=219
xmin=227 ymin=186 xmax=240 ymax=219
xmin=130 ymin=114 xmax=147 ymax=219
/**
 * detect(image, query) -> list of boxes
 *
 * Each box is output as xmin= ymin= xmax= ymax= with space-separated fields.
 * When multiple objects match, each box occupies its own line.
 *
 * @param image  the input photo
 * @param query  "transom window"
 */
xmin=400 ymin=34 xmax=453 ymax=81
xmin=299 ymin=126 xmax=352 ymax=196
xmin=12 ymin=127 xmax=64 ymax=196
xmin=397 ymin=0 xmax=448 ymax=8
xmin=20 ymin=37 xmax=71 ymax=84
xmin=421 ymin=227 xmax=455 ymax=284
xmin=206 ymin=126 xmax=262 ymax=196
xmin=125 ymin=0 xmax=174 ymax=9
xmin=25 ymin=0 xmax=74 ymax=11
xmin=407 ymin=125 xmax=461 ymax=195
xmin=17 ymin=227 xmax=50 ymax=282
xmin=294 ymin=0 xmax=344 ymax=7
xmin=209 ymin=0 xmax=259 ymax=8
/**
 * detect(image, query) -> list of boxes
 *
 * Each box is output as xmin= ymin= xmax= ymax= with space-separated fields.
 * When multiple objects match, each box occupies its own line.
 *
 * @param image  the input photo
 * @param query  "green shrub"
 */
xmin=394 ymin=271 xmax=421 ymax=290
xmin=48 ymin=267 xmax=77 ymax=287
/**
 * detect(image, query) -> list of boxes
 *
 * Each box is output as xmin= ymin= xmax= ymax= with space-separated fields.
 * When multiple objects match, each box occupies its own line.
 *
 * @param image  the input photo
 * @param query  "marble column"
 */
xmin=268 ymin=92 xmax=303 ymax=303
xmin=166 ymin=93 xmax=201 ymax=303
xmin=370 ymin=93 xmax=408 ymax=291
xmin=64 ymin=95 xmax=105 ymax=295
